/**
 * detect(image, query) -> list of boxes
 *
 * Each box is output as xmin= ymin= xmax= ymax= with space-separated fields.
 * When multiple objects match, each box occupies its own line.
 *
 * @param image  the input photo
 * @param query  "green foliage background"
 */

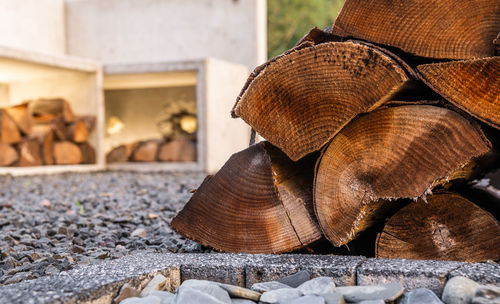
xmin=267 ymin=0 xmax=345 ymax=59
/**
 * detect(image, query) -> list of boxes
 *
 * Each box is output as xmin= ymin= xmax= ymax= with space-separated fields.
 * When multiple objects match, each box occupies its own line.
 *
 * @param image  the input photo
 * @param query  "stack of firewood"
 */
xmin=172 ymin=0 xmax=500 ymax=262
xmin=106 ymin=137 xmax=196 ymax=163
xmin=0 ymin=98 xmax=96 ymax=166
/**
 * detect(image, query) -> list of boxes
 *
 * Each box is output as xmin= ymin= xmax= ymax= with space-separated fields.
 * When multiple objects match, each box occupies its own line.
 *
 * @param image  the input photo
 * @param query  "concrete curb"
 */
xmin=0 ymin=252 xmax=498 ymax=304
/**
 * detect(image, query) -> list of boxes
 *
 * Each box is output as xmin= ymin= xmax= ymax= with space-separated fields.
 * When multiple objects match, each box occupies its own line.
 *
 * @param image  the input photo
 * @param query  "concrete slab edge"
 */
xmin=0 ymin=252 xmax=498 ymax=304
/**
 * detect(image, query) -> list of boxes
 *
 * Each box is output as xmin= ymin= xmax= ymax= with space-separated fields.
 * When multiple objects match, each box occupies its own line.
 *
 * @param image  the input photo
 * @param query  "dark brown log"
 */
xmin=494 ymin=32 xmax=500 ymax=56
xmin=79 ymin=142 xmax=96 ymax=164
xmin=130 ymin=140 xmax=160 ymax=162
xmin=77 ymin=115 xmax=96 ymax=133
xmin=417 ymin=57 xmax=500 ymax=130
xmin=29 ymin=98 xmax=75 ymax=123
xmin=171 ymin=142 xmax=321 ymax=253
xmin=5 ymin=103 xmax=33 ymax=135
xmin=332 ymin=0 xmax=500 ymax=59
xmin=17 ymin=139 xmax=42 ymax=167
xmin=0 ymin=110 xmax=21 ymax=144
xmin=232 ymin=41 xmax=409 ymax=161
xmin=314 ymin=105 xmax=491 ymax=247
xmin=66 ymin=120 xmax=88 ymax=143
xmin=0 ymin=143 xmax=18 ymax=166
xmin=158 ymin=138 xmax=196 ymax=162
xmin=30 ymin=125 xmax=54 ymax=165
xmin=376 ymin=193 xmax=500 ymax=262
xmin=54 ymin=141 xmax=82 ymax=165
xmin=50 ymin=117 xmax=67 ymax=141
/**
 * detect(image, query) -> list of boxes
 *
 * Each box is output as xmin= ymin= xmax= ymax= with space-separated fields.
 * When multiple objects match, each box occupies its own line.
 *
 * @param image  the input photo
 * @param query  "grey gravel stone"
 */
xmin=290 ymin=294 xmax=325 ymax=304
xmin=277 ymin=270 xmax=311 ymax=288
xmin=140 ymin=274 xmax=168 ymax=296
xmin=149 ymin=291 xmax=175 ymax=304
xmin=472 ymin=286 xmax=500 ymax=304
xmin=251 ymin=281 xmax=291 ymax=293
xmin=398 ymin=288 xmax=443 ymax=304
xmin=335 ymin=282 xmax=404 ymax=302
xmin=322 ymin=292 xmax=344 ymax=304
xmin=174 ymin=287 xmax=228 ymax=304
xmin=121 ymin=295 xmax=162 ymax=304
xmin=442 ymin=276 xmax=480 ymax=304
xmin=260 ymin=288 xmax=301 ymax=304
xmin=449 ymin=263 xmax=500 ymax=286
xmin=356 ymin=300 xmax=385 ymax=304
xmin=297 ymin=276 xmax=335 ymax=295
xmin=131 ymin=228 xmax=147 ymax=238
xmin=231 ymin=299 xmax=256 ymax=304
xmin=179 ymin=280 xmax=231 ymax=303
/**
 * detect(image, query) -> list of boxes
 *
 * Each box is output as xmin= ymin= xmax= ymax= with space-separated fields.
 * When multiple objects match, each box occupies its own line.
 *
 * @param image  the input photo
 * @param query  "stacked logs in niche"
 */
xmin=0 ymin=98 xmax=96 ymax=166
xmin=172 ymin=0 xmax=500 ymax=261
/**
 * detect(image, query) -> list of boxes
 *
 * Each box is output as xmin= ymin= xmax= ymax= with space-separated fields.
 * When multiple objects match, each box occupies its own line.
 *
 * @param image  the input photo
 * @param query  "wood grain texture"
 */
xmin=376 ymin=193 xmax=500 ymax=262
xmin=54 ymin=141 xmax=82 ymax=165
xmin=171 ymin=142 xmax=321 ymax=253
xmin=0 ymin=110 xmax=21 ymax=144
xmin=332 ymin=0 xmax=500 ymax=59
xmin=232 ymin=41 xmax=408 ymax=161
xmin=0 ymin=143 xmax=18 ymax=166
xmin=17 ymin=139 xmax=42 ymax=167
xmin=417 ymin=57 xmax=500 ymax=129
xmin=314 ymin=105 xmax=491 ymax=246
xmin=5 ymin=103 xmax=32 ymax=136
xmin=31 ymin=125 xmax=54 ymax=165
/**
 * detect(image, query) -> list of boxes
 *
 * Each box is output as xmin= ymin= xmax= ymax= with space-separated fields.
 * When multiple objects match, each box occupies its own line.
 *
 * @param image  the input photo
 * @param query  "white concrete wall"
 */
xmin=0 ymin=0 xmax=65 ymax=55
xmin=65 ymin=0 xmax=267 ymax=69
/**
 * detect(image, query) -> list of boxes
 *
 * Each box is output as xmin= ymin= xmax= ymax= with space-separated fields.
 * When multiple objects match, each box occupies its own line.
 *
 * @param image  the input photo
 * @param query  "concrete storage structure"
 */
xmin=0 ymin=45 xmax=104 ymax=175
xmin=104 ymin=58 xmax=251 ymax=173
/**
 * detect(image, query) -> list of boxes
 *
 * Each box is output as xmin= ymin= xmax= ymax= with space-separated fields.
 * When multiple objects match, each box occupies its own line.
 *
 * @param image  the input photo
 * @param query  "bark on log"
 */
xmin=49 ymin=117 xmax=67 ymax=141
xmin=17 ymin=139 xmax=42 ymax=167
xmin=158 ymin=138 xmax=196 ymax=162
xmin=106 ymin=142 xmax=139 ymax=163
xmin=0 ymin=143 xmax=18 ymax=166
xmin=5 ymin=103 xmax=33 ymax=135
xmin=66 ymin=120 xmax=88 ymax=143
xmin=54 ymin=141 xmax=82 ymax=165
xmin=314 ymin=105 xmax=492 ymax=246
xmin=494 ymin=32 xmax=500 ymax=56
xmin=232 ymin=41 xmax=409 ymax=161
xmin=79 ymin=142 xmax=96 ymax=164
xmin=130 ymin=140 xmax=160 ymax=162
xmin=417 ymin=57 xmax=500 ymax=130
xmin=0 ymin=110 xmax=21 ymax=144
xmin=376 ymin=193 xmax=500 ymax=262
xmin=331 ymin=0 xmax=500 ymax=59
xmin=77 ymin=115 xmax=96 ymax=133
xmin=29 ymin=98 xmax=75 ymax=123
xmin=171 ymin=142 xmax=321 ymax=253
xmin=31 ymin=125 xmax=54 ymax=165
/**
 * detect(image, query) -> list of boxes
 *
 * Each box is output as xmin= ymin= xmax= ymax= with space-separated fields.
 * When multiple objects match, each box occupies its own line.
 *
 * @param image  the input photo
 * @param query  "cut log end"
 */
xmin=54 ymin=141 xmax=82 ymax=165
xmin=376 ymin=193 xmax=500 ymax=262
xmin=0 ymin=143 xmax=18 ymax=166
xmin=171 ymin=142 xmax=321 ymax=253
xmin=417 ymin=57 xmax=500 ymax=130
xmin=233 ymin=41 xmax=409 ymax=161
xmin=314 ymin=105 xmax=491 ymax=247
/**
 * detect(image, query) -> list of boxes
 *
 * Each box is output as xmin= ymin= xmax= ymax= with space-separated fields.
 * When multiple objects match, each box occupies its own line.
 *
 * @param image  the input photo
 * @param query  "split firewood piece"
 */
xmin=376 ymin=193 xmax=500 ymax=262
xmin=54 ymin=141 xmax=82 ymax=165
xmin=130 ymin=140 xmax=160 ymax=162
xmin=77 ymin=115 xmax=96 ymax=133
xmin=232 ymin=41 xmax=409 ymax=161
xmin=17 ymin=139 xmax=42 ymax=167
xmin=417 ymin=57 xmax=500 ymax=130
xmin=0 ymin=143 xmax=18 ymax=166
xmin=494 ymin=32 xmax=500 ymax=55
xmin=314 ymin=105 xmax=492 ymax=247
xmin=106 ymin=142 xmax=139 ymax=163
xmin=31 ymin=125 xmax=54 ymax=165
xmin=29 ymin=98 xmax=75 ymax=123
xmin=0 ymin=110 xmax=21 ymax=144
xmin=79 ymin=142 xmax=96 ymax=164
xmin=158 ymin=138 xmax=196 ymax=162
xmin=171 ymin=142 xmax=322 ymax=253
xmin=331 ymin=0 xmax=500 ymax=59
xmin=50 ymin=117 xmax=67 ymax=141
xmin=5 ymin=103 xmax=33 ymax=135
xmin=66 ymin=120 xmax=88 ymax=143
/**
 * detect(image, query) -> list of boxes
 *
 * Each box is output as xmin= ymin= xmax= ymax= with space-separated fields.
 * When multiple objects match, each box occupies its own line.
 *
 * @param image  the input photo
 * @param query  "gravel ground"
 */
xmin=0 ymin=171 xmax=207 ymax=286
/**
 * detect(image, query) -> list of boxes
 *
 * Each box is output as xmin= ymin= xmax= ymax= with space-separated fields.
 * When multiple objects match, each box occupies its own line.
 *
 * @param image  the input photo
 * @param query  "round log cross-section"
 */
xmin=314 ymin=105 xmax=491 ymax=247
xmin=376 ymin=193 xmax=500 ymax=262
xmin=171 ymin=142 xmax=321 ymax=253
xmin=232 ymin=41 xmax=409 ymax=161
